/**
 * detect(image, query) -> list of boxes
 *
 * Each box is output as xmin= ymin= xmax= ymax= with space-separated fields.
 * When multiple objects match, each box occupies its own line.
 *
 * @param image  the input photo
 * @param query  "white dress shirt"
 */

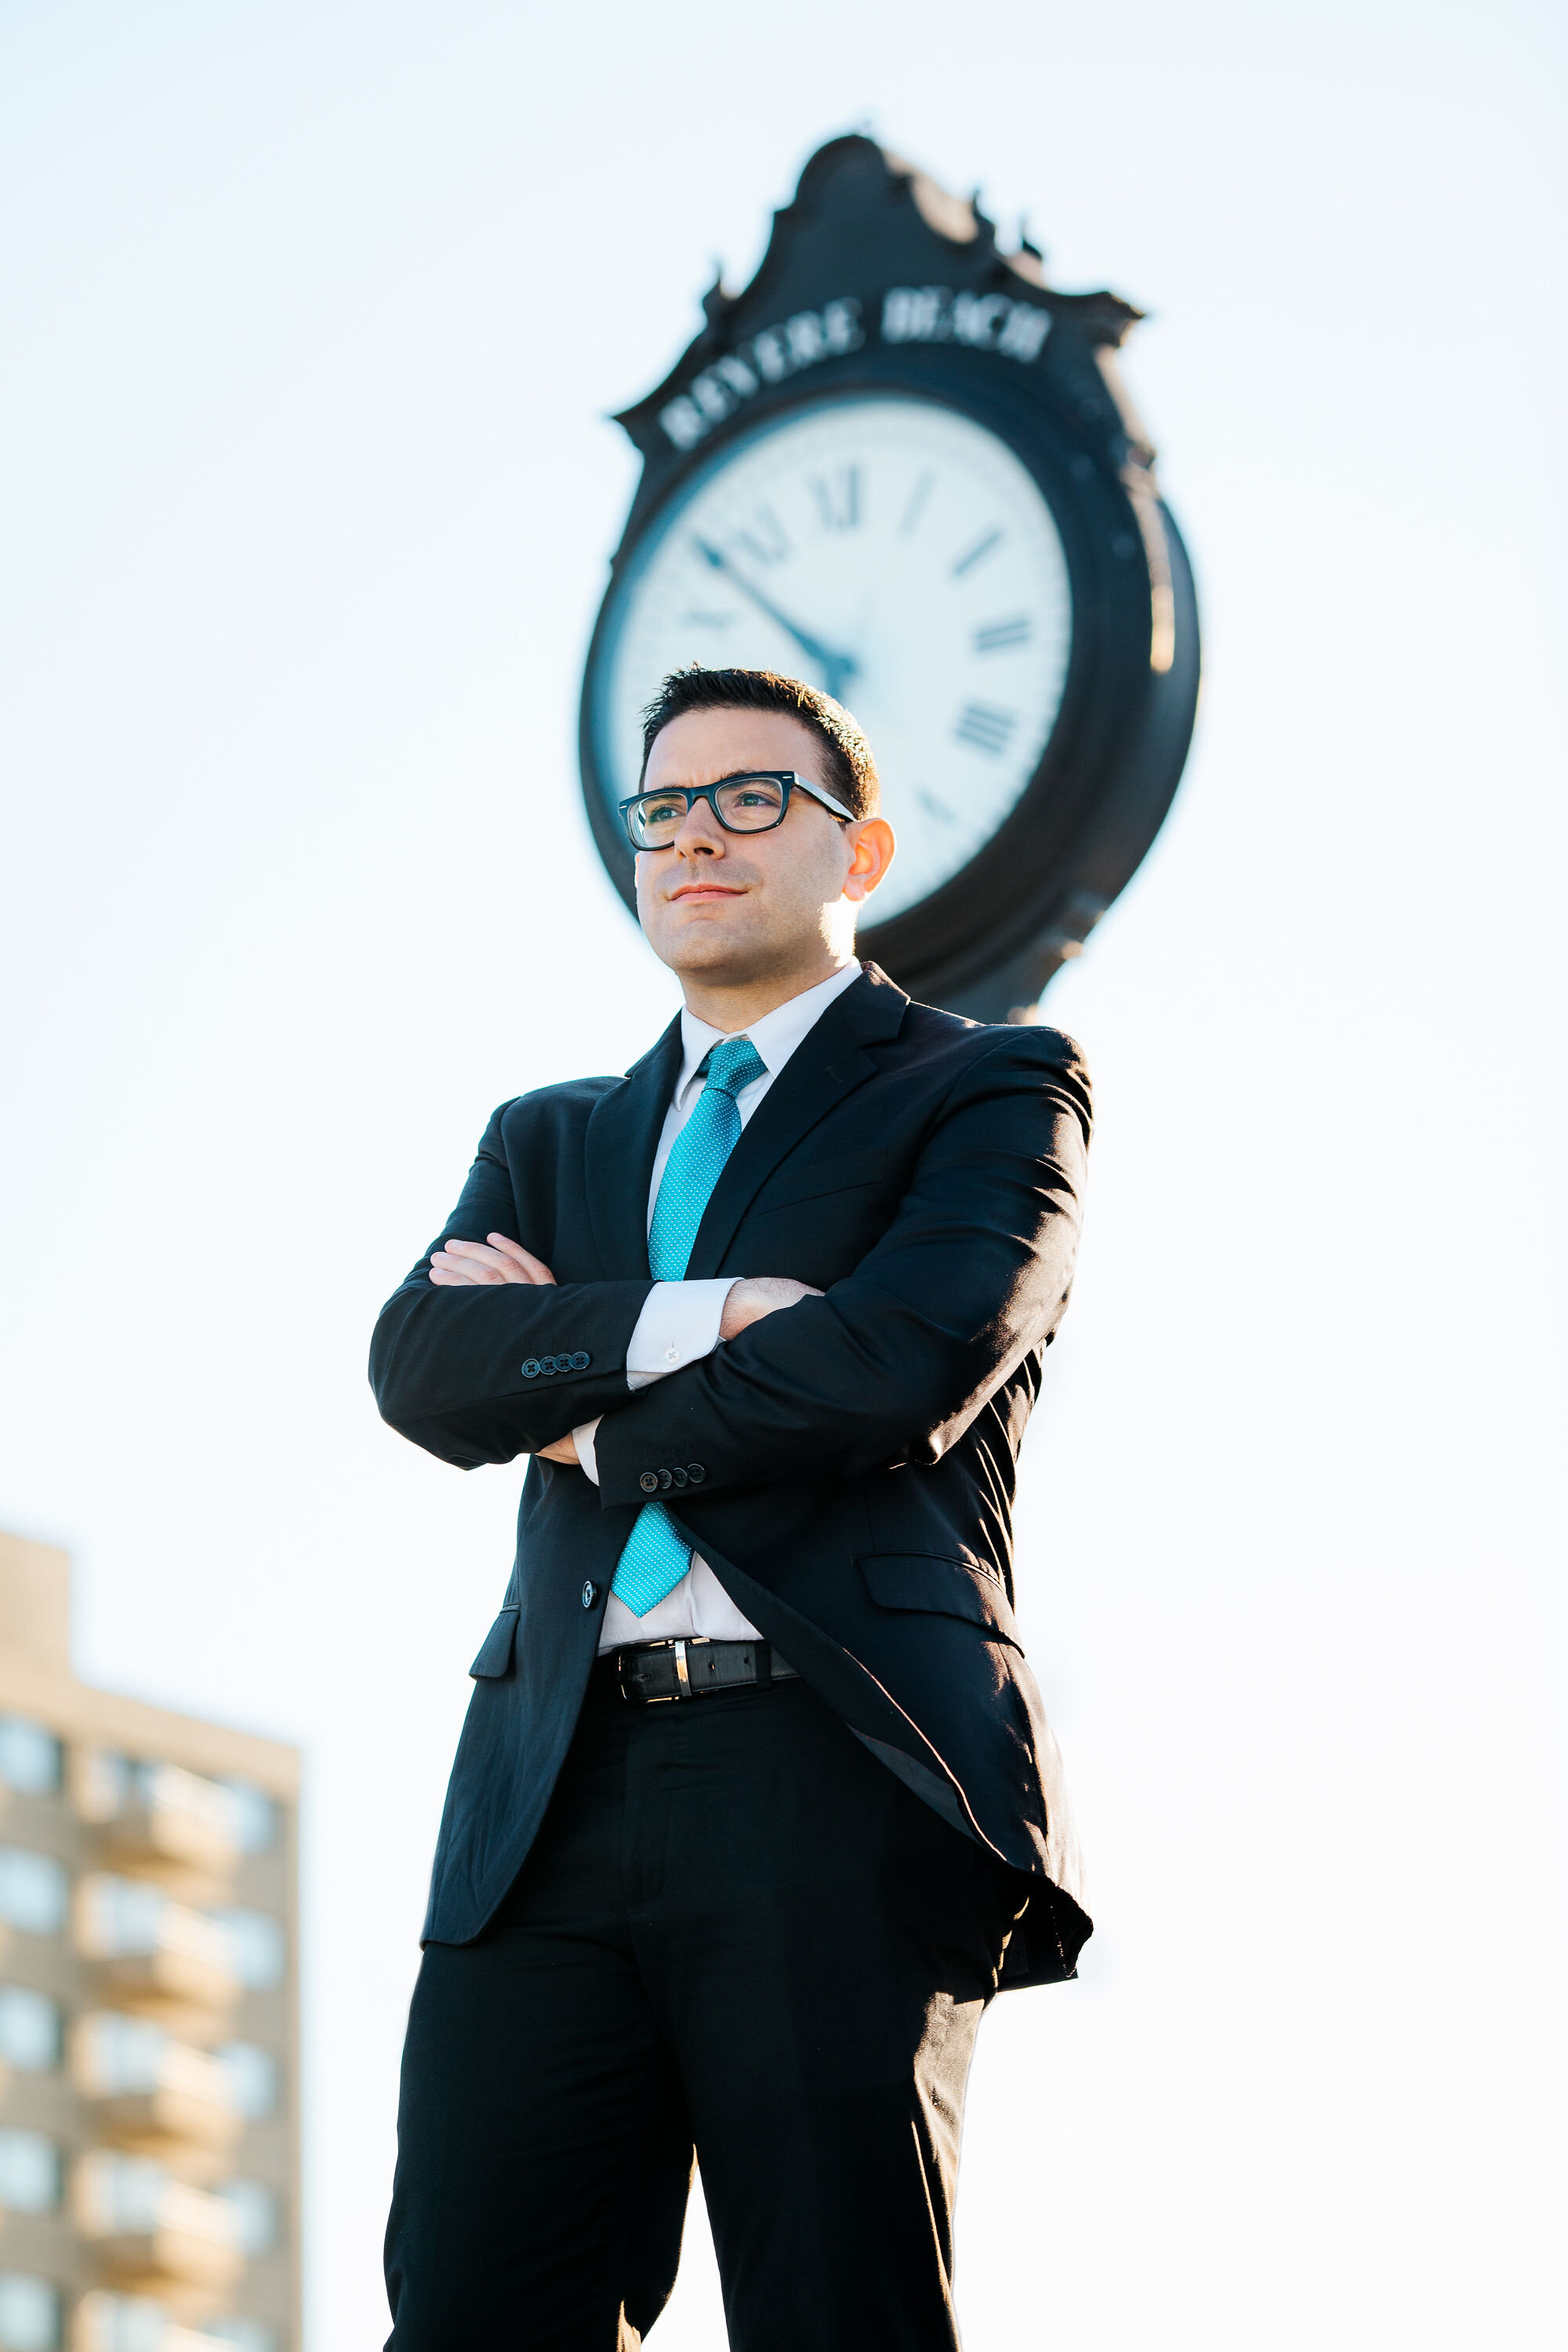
xmin=573 ymin=958 xmax=863 ymax=1653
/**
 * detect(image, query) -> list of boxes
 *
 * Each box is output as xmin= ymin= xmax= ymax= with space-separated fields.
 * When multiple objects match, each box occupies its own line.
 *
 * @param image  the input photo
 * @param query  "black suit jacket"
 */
xmin=371 ymin=963 xmax=1094 ymax=1985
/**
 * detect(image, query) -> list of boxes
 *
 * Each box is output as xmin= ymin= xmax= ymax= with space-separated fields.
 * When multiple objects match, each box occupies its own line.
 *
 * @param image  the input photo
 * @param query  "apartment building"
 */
xmin=0 ymin=1533 xmax=298 ymax=2352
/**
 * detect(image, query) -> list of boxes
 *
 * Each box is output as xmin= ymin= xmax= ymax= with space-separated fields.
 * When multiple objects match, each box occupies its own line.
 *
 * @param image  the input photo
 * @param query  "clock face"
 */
xmin=590 ymin=392 xmax=1073 ymax=923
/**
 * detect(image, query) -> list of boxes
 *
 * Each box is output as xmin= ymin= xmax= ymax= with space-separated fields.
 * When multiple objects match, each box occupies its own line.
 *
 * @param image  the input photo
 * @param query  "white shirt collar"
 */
xmin=674 ymin=960 xmax=863 ymax=1100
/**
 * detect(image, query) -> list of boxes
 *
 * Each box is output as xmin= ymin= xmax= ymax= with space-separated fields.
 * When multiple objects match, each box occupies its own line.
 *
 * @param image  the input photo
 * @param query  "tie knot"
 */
xmin=701 ymin=1036 xmax=767 ymax=1100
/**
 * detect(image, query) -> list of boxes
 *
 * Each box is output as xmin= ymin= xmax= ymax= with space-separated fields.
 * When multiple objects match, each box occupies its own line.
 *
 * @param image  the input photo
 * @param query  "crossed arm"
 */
xmin=426 ymin=1233 xmax=818 ymax=1464
xmin=385 ymin=1029 xmax=1091 ymax=1497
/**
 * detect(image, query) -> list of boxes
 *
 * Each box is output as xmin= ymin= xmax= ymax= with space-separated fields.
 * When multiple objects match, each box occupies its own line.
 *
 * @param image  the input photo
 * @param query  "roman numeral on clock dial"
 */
xmin=954 ymin=702 xmax=1018 ymax=756
xmin=810 ymin=465 xmax=861 ymax=531
xmin=974 ymin=615 xmax=1033 ymax=652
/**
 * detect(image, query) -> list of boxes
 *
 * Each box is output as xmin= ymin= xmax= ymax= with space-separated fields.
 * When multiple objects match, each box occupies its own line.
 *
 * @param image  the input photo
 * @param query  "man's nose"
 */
xmin=673 ymin=802 xmax=725 ymax=856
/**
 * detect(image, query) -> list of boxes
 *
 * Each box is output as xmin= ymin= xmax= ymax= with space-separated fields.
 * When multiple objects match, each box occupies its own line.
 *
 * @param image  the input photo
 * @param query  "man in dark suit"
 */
xmin=372 ymin=666 xmax=1093 ymax=2351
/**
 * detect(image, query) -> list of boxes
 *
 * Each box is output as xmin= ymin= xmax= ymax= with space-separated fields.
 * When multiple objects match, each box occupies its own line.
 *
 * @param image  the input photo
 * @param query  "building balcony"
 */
xmin=74 ymin=1878 xmax=242 ymax=2039
xmin=72 ymin=2154 xmax=245 ymax=2313
xmin=72 ymin=1756 xmax=245 ymax=1904
xmin=71 ymin=2014 xmax=245 ymax=2176
xmin=72 ymin=2292 xmax=276 ymax=2352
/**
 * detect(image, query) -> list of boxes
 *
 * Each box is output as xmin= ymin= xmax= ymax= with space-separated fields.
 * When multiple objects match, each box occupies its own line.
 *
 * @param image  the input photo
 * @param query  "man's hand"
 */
xmin=429 ymin=1233 xmax=557 ymax=1287
xmin=536 ymin=1281 xmax=818 ymax=1474
xmin=428 ymin=1235 xmax=577 ymax=1462
xmin=720 ymin=1276 xmax=823 ymax=1340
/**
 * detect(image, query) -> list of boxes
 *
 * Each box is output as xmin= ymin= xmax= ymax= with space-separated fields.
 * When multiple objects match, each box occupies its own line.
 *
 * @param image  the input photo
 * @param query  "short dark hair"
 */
xmin=638 ymin=666 xmax=880 ymax=820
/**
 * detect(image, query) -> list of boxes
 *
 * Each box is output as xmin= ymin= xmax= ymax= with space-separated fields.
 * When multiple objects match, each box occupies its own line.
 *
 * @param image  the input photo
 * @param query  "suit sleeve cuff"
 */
xmin=625 ymin=1279 xmax=736 ymax=1392
xmin=572 ymin=1418 xmax=601 ymax=1484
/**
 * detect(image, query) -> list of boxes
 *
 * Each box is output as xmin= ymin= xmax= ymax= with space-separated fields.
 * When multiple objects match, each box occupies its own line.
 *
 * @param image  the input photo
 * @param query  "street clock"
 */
xmin=579 ymin=135 xmax=1200 ymax=1022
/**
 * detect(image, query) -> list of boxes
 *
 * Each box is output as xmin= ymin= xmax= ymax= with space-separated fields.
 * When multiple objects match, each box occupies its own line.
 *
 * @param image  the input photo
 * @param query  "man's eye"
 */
xmin=643 ymin=800 xmax=684 ymax=822
xmin=733 ymin=790 xmax=773 ymax=808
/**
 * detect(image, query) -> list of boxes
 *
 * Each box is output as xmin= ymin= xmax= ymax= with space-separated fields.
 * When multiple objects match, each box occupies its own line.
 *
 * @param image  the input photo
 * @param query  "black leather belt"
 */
xmin=596 ymin=1637 xmax=798 ymax=1705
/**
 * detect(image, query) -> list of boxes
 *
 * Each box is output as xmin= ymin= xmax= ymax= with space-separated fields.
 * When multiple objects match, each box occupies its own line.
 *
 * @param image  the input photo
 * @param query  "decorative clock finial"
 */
xmin=700 ymin=270 xmax=731 ymax=331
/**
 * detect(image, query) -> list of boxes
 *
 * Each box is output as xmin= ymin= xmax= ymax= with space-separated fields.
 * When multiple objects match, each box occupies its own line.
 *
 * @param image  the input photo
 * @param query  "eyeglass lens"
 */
xmin=630 ymin=777 xmax=786 ymax=848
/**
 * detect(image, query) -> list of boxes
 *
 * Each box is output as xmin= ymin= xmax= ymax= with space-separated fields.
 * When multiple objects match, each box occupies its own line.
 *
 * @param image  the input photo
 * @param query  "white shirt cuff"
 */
xmin=572 ymin=1417 xmax=601 ymax=1484
xmin=625 ymin=1279 xmax=735 ymax=1392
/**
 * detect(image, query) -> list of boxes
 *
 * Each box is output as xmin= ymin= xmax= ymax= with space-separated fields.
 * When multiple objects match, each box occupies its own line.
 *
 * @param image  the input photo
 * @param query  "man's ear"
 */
xmin=843 ymin=818 xmax=896 ymax=904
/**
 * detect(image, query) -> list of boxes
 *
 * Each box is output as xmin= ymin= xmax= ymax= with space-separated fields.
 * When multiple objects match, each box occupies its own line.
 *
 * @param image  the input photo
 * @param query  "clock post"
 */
xmin=579 ymin=134 xmax=1200 ymax=1022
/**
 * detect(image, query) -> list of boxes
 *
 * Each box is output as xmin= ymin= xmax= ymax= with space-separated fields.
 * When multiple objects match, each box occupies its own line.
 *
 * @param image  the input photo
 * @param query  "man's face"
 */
xmin=633 ymin=707 xmax=894 ymax=989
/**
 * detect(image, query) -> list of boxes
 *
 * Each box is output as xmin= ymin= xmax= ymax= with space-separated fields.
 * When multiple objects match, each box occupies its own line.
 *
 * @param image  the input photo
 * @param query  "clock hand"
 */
xmin=692 ymin=537 xmax=858 ymax=703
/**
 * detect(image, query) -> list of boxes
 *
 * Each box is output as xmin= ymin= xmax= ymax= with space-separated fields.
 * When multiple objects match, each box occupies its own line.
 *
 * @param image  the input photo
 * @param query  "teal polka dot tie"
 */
xmin=610 ymin=1034 xmax=768 ymax=1616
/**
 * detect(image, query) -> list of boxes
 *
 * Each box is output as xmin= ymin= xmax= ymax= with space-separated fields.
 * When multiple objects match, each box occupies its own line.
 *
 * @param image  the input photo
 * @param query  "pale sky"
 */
xmin=2 ymin=3 xmax=1565 ymax=2347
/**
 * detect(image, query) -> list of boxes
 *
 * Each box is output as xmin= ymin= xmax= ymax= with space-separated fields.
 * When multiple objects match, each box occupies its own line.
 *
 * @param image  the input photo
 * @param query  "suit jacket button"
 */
xmin=638 ymin=1472 xmax=660 ymax=1494
xmin=670 ymin=1466 xmax=688 ymax=1489
xmin=581 ymin=1581 xmax=598 ymax=1609
xmin=570 ymin=1351 xmax=590 ymax=1370
xmin=520 ymin=1359 xmax=540 ymax=1379
xmin=686 ymin=1464 xmax=706 ymax=1486
xmin=658 ymin=1469 xmax=673 ymax=1491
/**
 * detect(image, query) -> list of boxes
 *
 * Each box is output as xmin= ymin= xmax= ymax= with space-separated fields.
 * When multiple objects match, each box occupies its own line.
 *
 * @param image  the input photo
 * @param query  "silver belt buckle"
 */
xmin=619 ymin=1635 xmax=711 ymax=1702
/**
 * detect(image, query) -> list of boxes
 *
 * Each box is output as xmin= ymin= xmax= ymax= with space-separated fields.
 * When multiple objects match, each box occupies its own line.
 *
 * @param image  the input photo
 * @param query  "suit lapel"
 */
xmin=684 ymin=964 xmax=909 ymax=1279
xmin=583 ymin=1015 xmax=684 ymax=1279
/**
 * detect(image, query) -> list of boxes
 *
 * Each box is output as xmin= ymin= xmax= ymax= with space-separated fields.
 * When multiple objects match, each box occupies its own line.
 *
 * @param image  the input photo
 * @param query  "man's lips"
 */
xmin=668 ymin=883 xmax=746 ymax=902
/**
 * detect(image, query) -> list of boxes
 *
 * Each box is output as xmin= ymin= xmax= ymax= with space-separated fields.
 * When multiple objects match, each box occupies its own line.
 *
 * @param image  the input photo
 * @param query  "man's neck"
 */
xmin=680 ymin=955 xmax=856 ymax=1035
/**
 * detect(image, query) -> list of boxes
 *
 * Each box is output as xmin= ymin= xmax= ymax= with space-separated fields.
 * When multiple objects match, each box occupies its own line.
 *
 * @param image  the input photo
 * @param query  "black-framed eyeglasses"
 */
xmin=619 ymin=770 xmax=856 ymax=851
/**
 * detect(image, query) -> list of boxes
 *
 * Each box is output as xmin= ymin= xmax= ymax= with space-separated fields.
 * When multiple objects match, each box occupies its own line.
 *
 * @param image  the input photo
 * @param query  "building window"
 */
xmin=220 ymin=1781 xmax=276 ymax=1855
xmin=69 ymin=1749 xmax=130 ymax=1824
xmin=71 ymin=2151 xmax=165 ymax=2236
xmin=0 ymin=2274 xmax=57 ymax=2352
xmin=0 ymin=1851 xmax=67 ymax=1937
xmin=207 ymin=1911 xmax=285 ymax=1992
xmin=205 ymin=2324 xmax=278 ymax=2352
xmin=0 ymin=2132 xmax=59 ymax=2216
xmin=69 ymin=2011 xmax=168 ymax=2096
xmin=70 ymin=2292 xmax=171 ymax=2351
xmin=0 ymin=1724 xmax=60 ymax=1800
xmin=215 ymin=2180 xmax=277 ymax=2258
xmin=0 ymin=1987 xmax=60 ymax=2073
xmin=214 ymin=2043 xmax=278 ymax=2122
xmin=73 ymin=1875 xmax=165 ymax=1954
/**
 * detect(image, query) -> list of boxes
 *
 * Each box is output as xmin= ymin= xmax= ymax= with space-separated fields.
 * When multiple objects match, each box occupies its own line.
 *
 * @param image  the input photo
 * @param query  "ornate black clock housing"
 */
xmin=579 ymin=135 xmax=1200 ymax=1022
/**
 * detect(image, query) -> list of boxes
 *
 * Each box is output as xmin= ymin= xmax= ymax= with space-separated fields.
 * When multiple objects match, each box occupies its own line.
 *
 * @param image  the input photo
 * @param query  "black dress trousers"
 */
xmin=384 ymin=1672 xmax=1023 ymax=2350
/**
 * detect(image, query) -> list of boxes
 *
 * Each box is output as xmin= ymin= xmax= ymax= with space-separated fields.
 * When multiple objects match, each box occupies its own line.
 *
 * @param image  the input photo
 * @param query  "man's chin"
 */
xmin=653 ymin=922 xmax=775 ymax=986
xmin=652 ymin=906 xmax=746 ymax=956
xmin=667 ymin=936 xmax=753 ymax=979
